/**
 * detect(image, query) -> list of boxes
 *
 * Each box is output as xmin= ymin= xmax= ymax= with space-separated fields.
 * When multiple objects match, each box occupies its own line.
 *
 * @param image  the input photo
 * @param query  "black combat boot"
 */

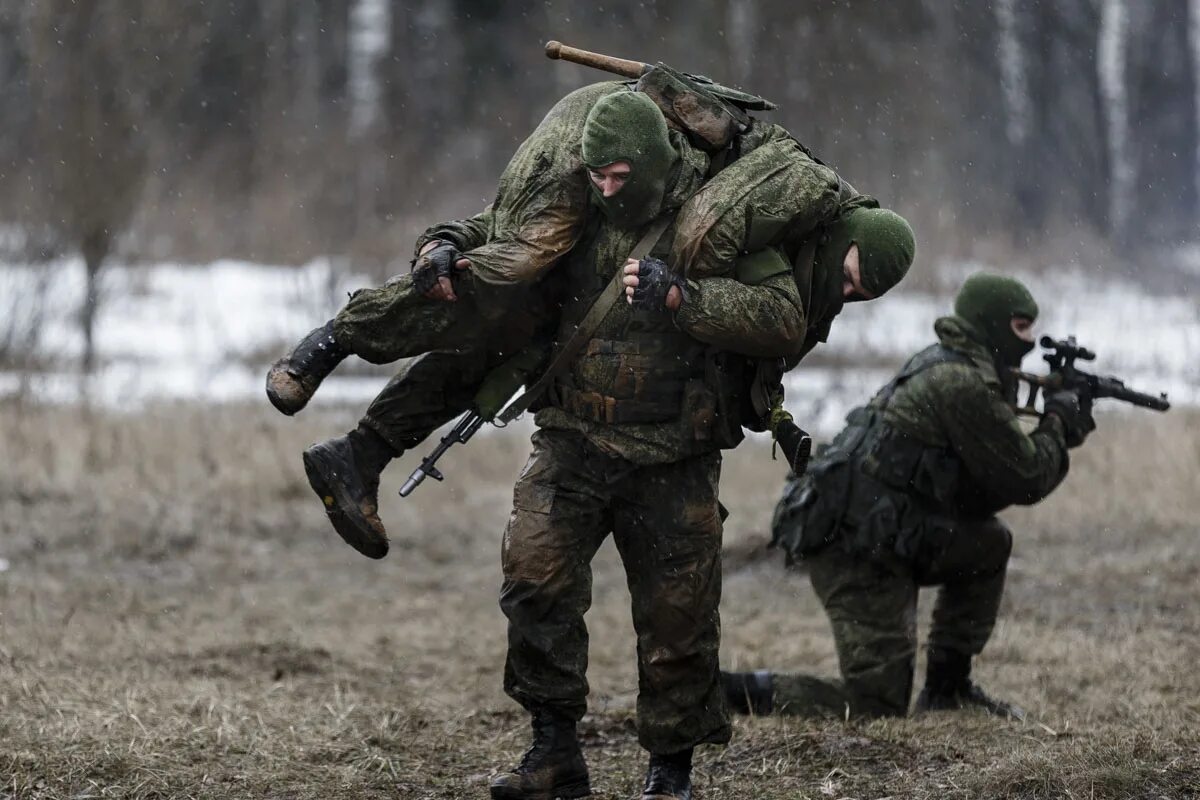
xmin=914 ymin=647 xmax=1025 ymax=720
xmin=489 ymin=708 xmax=590 ymax=800
xmin=302 ymin=424 xmax=397 ymax=559
xmin=642 ymin=749 xmax=693 ymax=800
xmin=721 ymin=670 xmax=774 ymax=715
xmin=266 ymin=320 xmax=348 ymax=415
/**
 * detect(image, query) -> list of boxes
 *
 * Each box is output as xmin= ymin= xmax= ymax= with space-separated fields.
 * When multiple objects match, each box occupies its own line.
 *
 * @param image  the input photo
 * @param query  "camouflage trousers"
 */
xmin=501 ymin=429 xmax=731 ymax=754
xmin=332 ymin=273 xmax=539 ymax=365
xmin=333 ymin=274 xmax=547 ymax=453
xmin=357 ymin=349 xmax=489 ymax=453
xmin=772 ymin=516 xmax=1012 ymax=718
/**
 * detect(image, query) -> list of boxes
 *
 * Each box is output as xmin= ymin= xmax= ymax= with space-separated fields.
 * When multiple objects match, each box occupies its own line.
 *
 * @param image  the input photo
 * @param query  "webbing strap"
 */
xmin=876 ymin=345 xmax=972 ymax=410
xmin=556 ymin=386 xmax=678 ymax=425
xmin=497 ymin=215 xmax=673 ymax=424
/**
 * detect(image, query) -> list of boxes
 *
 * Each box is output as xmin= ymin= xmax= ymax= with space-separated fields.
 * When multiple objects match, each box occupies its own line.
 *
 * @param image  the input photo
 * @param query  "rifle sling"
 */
xmin=497 ymin=214 xmax=673 ymax=424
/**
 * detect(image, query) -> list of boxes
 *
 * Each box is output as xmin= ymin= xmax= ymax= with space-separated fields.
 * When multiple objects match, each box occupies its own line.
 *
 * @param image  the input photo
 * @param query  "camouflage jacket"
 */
xmin=419 ymin=91 xmax=860 ymax=362
xmin=877 ymin=315 xmax=1070 ymax=514
xmin=418 ymin=82 xmax=624 ymax=287
xmin=428 ymin=120 xmax=807 ymax=463
xmin=773 ymin=314 xmax=1070 ymax=563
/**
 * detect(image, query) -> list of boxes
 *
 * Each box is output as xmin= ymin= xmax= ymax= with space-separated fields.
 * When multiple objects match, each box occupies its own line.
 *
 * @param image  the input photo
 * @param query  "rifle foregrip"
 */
xmin=544 ymin=40 xmax=649 ymax=79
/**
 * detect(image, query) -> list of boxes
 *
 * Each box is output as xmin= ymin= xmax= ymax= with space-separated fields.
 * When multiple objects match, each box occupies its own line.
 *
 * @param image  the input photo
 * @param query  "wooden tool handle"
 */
xmin=544 ymin=40 xmax=649 ymax=79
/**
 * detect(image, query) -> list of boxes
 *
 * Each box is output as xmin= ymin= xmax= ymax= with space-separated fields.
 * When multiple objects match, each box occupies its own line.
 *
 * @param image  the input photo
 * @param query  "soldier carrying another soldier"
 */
xmin=266 ymin=44 xmax=918 ymax=800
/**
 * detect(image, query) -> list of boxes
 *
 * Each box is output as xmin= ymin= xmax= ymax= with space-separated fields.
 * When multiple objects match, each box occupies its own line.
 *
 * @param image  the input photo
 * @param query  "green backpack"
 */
xmin=770 ymin=346 xmax=970 ymax=562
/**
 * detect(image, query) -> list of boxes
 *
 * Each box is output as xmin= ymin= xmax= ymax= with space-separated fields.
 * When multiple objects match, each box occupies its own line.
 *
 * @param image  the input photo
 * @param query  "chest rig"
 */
xmin=548 ymin=213 xmax=707 ymax=427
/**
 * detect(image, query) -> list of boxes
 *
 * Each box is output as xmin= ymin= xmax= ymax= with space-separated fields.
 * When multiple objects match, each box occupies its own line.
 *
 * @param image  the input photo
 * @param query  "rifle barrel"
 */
xmin=1093 ymin=377 xmax=1170 ymax=411
xmin=398 ymin=412 xmax=486 ymax=498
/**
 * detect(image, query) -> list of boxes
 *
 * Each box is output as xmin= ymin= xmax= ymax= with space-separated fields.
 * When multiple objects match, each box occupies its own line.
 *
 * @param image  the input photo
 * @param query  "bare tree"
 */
xmin=25 ymin=2 xmax=202 ymax=371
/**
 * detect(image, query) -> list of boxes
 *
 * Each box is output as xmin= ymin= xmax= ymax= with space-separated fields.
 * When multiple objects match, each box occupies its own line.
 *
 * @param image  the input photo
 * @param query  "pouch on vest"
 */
xmin=703 ymin=349 xmax=748 ymax=449
xmin=681 ymin=378 xmax=718 ymax=443
xmin=861 ymin=427 xmax=961 ymax=510
xmin=770 ymin=405 xmax=877 ymax=560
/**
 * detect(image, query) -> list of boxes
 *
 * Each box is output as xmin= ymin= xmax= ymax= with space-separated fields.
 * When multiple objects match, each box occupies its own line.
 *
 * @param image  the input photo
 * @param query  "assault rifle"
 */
xmin=398 ymin=411 xmax=486 ymax=497
xmin=1012 ymin=336 xmax=1171 ymax=416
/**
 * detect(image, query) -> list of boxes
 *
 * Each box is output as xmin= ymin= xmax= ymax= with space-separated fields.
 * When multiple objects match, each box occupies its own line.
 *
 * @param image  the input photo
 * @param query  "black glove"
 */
xmin=1043 ymin=389 xmax=1096 ymax=448
xmin=411 ymin=241 xmax=462 ymax=295
xmin=630 ymin=256 xmax=687 ymax=311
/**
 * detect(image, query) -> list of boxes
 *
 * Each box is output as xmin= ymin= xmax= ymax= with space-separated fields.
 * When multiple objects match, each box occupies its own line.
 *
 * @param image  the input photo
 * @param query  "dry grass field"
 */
xmin=0 ymin=399 xmax=1197 ymax=799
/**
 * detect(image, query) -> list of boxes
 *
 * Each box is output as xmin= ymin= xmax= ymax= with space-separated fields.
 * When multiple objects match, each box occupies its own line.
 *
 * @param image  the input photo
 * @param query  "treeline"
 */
xmin=0 ymin=0 xmax=1195 ymax=276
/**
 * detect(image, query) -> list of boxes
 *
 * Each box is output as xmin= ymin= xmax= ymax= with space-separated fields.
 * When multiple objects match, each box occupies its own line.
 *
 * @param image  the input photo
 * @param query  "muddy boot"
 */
xmin=722 ymin=670 xmax=774 ymax=715
xmin=302 ymin=424 xmax=397 ymax=559
xmin=642 ymin=749 xmax=692 ymax=800
xmin=914 ymin=647 xmax=1025 ymax=720
xmin=266 ymin=320 xmax=348 ymax=415
xmin=489 ymin=709 xmax=590 ymax=800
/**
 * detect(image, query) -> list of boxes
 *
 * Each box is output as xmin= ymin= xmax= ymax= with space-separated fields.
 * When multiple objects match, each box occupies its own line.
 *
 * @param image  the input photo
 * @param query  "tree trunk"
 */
xmin=80 ymin=230 xmax=109 ymax=374
xmin=1099 ymin=0 xmax=1132 ymax=250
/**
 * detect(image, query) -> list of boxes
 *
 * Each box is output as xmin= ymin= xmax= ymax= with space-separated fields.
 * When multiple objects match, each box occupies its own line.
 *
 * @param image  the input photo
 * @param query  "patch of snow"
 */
xmin=1 ymin=258 xmax=1195 ymax=438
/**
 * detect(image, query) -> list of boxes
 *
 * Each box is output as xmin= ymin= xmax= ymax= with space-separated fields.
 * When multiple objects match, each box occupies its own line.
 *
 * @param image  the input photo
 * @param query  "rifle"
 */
xmin=398 ymin=411 xmax=486 ymax=497
xmin=544 ymin=39 xmax=775 ymax=109
xmin=1011 ymin=335 xmax=1171 ymax=417
xmin=545 ymin=40 xmax=776 ymax=152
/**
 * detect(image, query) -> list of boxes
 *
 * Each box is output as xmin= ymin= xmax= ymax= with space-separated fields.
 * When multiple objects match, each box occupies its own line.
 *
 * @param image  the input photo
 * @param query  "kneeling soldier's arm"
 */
xmin=934 ymin=366 xmax=1070 ymax=506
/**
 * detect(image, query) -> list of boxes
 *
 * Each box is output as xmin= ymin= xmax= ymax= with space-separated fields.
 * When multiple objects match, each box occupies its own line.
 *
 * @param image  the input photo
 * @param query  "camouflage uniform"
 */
xmin=766 ymin=314 xmax=1070 ymax=717
xmin=329 ymin=80 xmax=862 ymax=368
xmin=337 ymin=117 xmax=863 ymax=463
xmin=499 ymin=110 xmax=815 ymax=753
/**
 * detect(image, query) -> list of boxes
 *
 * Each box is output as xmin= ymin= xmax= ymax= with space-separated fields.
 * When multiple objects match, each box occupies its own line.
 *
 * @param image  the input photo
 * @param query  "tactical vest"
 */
xmin=771 ymin=345 xmax=972 ymax=562
xmin=544 ymin=211 xmax=721 ymax=444
xmin=551 ymin=329 xmax=708 ymax=425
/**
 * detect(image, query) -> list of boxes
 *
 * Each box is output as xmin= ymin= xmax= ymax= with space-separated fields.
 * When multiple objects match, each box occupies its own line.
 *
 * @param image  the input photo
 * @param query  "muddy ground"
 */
xmin=0 ymin=400 xmax=1197 ymax=799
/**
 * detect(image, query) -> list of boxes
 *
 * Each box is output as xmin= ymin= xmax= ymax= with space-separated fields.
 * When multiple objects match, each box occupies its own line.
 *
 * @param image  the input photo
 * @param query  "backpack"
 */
xmin=770 ymin=345 xmax=971 ymax=561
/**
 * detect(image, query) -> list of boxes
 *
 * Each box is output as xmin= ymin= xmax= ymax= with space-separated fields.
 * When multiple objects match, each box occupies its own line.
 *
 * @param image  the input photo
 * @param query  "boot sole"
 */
xmin=303 ymin=445 xmax=389 ymax=560
xmin=488 ymin=776 xmax=591 ymax=800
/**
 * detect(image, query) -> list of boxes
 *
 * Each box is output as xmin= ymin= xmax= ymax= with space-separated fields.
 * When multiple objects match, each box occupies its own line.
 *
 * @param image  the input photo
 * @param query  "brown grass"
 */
xmin=0 ymin=399 xmax=1197 ymax=799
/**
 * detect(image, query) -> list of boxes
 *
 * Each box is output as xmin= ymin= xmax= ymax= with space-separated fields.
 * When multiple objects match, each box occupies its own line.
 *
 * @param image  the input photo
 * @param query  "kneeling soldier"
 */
xmin=726 ymin=273 xmax=1095 ymax=720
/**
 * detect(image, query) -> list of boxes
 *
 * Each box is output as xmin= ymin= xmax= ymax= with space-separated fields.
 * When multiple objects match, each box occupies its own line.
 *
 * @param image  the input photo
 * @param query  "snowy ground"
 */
xmin=1 ymin=257 xmax=1195 ymax=435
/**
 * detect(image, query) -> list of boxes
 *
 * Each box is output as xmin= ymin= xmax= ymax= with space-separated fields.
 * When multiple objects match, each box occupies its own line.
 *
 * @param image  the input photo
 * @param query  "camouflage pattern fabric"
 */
xmin=880 ymin=314 xmax=1069 ymax=515
xmin=357 ymin=350 xmax=490 ymax=453
xmin=433 ymin=82 xmax=624 ymax=286
xmin=500 ymin=429 xmax=729 ymax=754
xmin=672 ymin=130 xmax=842 ymax=279
xmin=333 ymin=93 xmax=854 ymax=369
xmin=771 ymin=515 xmax=1011 ymax=718
xmin=533 ymin=199 xmax=804 ymax=465
xmin=764 ymin=314 xmax=1069 ymax=717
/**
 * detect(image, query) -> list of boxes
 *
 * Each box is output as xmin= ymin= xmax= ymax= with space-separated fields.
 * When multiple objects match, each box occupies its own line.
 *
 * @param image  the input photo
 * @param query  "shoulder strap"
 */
xmin=875 ymin=345 xmax=972 ymax=410
xmin=497 ymin=215 xmax=673 ymax=424
xmin=792 ymin=236 xmax=818 ymax=320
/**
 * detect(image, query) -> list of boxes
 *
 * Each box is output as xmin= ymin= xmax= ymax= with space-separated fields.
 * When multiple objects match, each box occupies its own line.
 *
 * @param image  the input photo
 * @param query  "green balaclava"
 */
xmin=581 ymin=91 xmax=678 ymax=229
xmin=953 ymin=272 xmax=1040 ymax=366
xmin=816 ymin=207 xmax=916 ymax=302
